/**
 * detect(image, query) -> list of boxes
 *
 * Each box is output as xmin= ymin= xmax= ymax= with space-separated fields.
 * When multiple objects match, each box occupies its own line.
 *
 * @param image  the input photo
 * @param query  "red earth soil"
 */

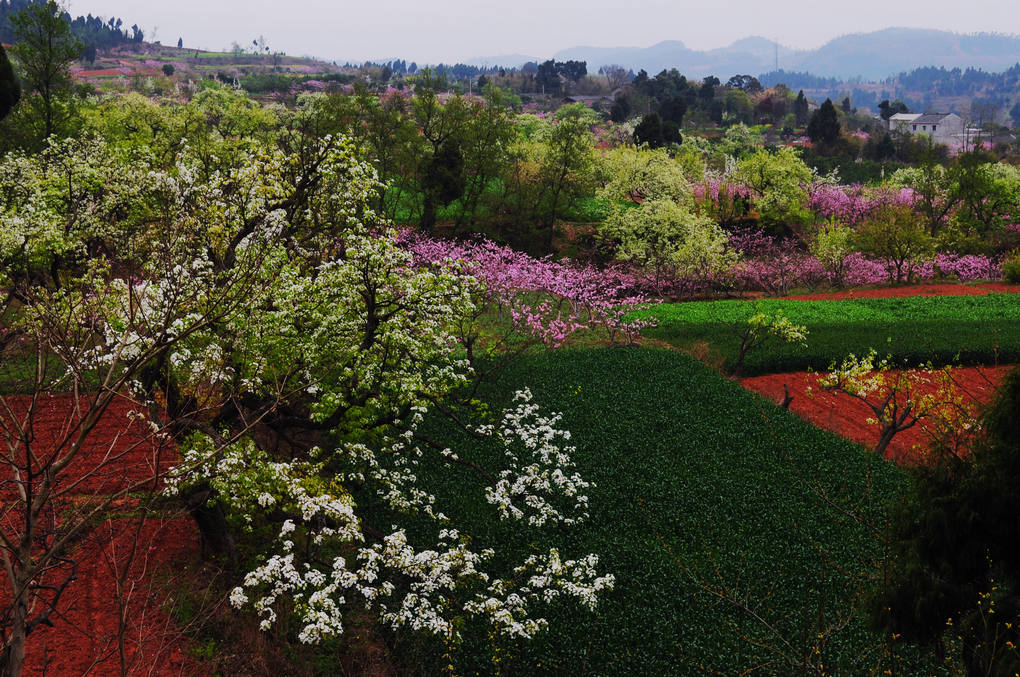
xmin=0 ymin=394 xmax=178 ymax=500
xmin=742 ymin=365 xmax=1013 ymax=465
xmin=1 ymin=394 xmax=206 ymax=676
xmin=782 ymin=281 xmax=1020 ymax=301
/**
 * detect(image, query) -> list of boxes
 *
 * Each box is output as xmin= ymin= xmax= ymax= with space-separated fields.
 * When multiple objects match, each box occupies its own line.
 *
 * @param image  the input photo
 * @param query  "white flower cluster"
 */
xmin=465 ymin=549 xmax=615 ymax=638
xmin=234 ymin=520 xmax=614 ymax=644
xmin=220 ymin=390 xmax=611 ymax=646
xmin=483 ymin=389 xmax=591 ymax=527
xmin=18 ymin=129 xmax=615 ymax=652
xmin=820 ymin=348 xmax=889 ymax=397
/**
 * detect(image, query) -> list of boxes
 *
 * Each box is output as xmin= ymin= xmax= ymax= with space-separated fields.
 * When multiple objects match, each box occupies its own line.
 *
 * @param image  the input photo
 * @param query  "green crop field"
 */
xmin=374 ymin=348 xmax=934 ymax=675
xmin=634 ymin=294 xmax=1020 ymax=375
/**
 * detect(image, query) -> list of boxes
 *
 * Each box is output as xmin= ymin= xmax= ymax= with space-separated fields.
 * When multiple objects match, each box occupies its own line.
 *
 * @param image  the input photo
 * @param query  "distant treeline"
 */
xmin=0 ymin=0 xmax=142 ymax=52
xmin=761 ymin=64 xmax=1020 ymax=115
xmin=759 ymin=70 xmax=845 ymax=91
xmin=891 ymin=63 xmax=1020 ymax=97
xmin=347 ymin=60 xmax=518 ymax=81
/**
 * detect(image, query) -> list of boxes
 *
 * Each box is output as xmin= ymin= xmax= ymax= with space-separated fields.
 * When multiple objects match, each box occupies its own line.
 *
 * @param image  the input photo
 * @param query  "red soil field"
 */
xmin=0 ymin=394 xmax=178 ymax=500
xmin=745 ymin=282 xmax=1018 ymax=463
xmin=742 ymin=365 xmax=1012 ymax=465
xmin=783 ymin=281 xmax=1020 ymax=301
xmin=18 ymin=517 xmax=206 ymax=676
xmin=1 ymin=394 xmax=205 ymax=676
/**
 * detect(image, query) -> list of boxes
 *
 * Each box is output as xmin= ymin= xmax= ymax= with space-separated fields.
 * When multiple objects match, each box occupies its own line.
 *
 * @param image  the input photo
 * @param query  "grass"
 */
xmin=634 ymin=294 xmax=1020 ymax=375
xmin=380 ymin=348 xmax=936 ymax=675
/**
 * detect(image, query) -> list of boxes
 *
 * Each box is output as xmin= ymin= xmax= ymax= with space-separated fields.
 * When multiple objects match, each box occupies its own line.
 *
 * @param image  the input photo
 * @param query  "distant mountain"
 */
xmin=797 ymin=28 xmax=1020 ymax=80
xmin=551 ymin=39 xmax=803 ymax=78
xmin=503 ymin=29 xmax=1020 ymax=81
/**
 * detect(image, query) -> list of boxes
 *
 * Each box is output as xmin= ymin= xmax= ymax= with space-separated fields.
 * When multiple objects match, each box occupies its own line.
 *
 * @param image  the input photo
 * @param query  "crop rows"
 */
xmin=635 ymin=294 xmax=1020 ymax=375
xmin=385 ymin=348 xmax=932 ymax=675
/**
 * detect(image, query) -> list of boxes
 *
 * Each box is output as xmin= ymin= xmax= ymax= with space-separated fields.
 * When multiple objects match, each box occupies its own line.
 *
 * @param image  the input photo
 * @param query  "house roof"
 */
xmin=912 ymin=113 xmax=954 ymax=124
xmin=889 ymin=113 xmax=921 ymax=122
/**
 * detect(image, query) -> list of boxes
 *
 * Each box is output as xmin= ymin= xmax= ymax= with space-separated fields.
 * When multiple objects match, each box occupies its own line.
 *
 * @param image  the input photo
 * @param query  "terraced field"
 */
xmin=390 ymin=348 xmax=934 ymax=675
xmin=635 ymin=293 xmax=1020 ymax=375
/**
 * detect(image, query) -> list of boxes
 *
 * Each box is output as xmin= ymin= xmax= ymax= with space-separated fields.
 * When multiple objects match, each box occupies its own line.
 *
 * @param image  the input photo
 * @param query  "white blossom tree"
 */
xmin=0 ymin=127 xmax=612 ymax=673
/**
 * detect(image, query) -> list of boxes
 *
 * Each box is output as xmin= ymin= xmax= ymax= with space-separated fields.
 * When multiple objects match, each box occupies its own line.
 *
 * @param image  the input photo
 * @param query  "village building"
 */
xmin=884 ymin=111 xmax=994 ymax=150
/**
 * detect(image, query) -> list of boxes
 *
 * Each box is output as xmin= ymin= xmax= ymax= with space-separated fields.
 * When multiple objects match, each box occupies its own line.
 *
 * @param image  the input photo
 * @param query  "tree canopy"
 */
xmin=8 ymin=0 xmax=82 ymax=140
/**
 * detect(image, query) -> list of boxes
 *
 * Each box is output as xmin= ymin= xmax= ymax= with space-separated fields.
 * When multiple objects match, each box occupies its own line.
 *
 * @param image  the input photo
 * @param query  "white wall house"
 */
xmin=888 ymin=112 xmax=921 ymax=134
xmin=888 ymin=112 xmax=974 ymax=150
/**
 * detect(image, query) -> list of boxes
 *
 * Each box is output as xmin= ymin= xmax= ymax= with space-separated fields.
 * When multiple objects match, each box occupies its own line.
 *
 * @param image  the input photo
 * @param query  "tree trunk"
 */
xmin=421 ymin=192 xmax=436 ymax=232
xmin=186 ymin=487 xmax=235 ymax=560
xmin=874 ymin=426 xmax=898 ymax=458
xmin=3 ymin=575 xmax=29 ymax=677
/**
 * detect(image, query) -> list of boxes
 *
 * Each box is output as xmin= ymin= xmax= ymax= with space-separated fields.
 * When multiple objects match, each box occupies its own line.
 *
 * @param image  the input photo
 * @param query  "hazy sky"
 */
xmin=72 ymin=0 xmax=1020 ymax=64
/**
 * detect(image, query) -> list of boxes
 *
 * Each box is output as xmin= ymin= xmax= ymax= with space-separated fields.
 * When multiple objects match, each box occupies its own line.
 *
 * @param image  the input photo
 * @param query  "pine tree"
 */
xmin=806 ymin=98 xmax=840 ymax=148
xmin=875 ymin=132 xmax=895 ymax=160
xmin=793 ymin=90 xmax=809 ymax=125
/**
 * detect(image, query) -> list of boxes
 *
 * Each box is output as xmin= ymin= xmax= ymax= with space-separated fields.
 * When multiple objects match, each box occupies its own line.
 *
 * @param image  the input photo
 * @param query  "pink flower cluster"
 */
xmin=729 ymin=229 xmax=826 ymax=294
xmin=692 ymin=179 xmax=752 ymax=205
xmin=403 ymin=234 xmax=657 ymax=346
xmin=840 ymin=253 xmax=889 ymax=286
xmin=808 ymin=184 xmax=917 ymax=226
xmin=924 ymin=254 xmax=1002 ymax=281
xmin=728 ymin=230 xmax=1001 ymax=291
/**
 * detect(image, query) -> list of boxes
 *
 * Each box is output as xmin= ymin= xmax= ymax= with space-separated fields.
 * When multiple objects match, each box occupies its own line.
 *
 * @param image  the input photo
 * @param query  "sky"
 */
xmin=72 ymin=0 xmax=1020 ymax=65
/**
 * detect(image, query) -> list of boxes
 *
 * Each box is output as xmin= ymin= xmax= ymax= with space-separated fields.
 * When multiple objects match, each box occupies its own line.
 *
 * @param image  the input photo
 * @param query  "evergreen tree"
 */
xmin=609 ymin=92 xmax=630 ymax=122
xmin=878 ymin=98 xmax=909 ymax=120
xmin=2 ymin=1 xmax=139 ymax=51
xmin=806 ymin=98 xmax=841 ymax=148
xmin=875 ymin=132 xmax=895 ymax=160
xmin=658 ymin=95 xmax=687 ymax=126
xmin=633 ymin=112 xmax=680 ymax=148
xmin=0 ymin=43 xmax=19 ymax=121
xmin=536 ymin=59 xmax=559 ymax=95
xmin=793 ymin=90 xmax=809 ymax=125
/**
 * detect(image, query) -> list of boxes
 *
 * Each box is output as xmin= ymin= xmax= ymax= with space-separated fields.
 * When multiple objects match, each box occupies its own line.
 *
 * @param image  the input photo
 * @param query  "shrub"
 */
xmin=1003 ymin=251 xmax=1020 ymax=284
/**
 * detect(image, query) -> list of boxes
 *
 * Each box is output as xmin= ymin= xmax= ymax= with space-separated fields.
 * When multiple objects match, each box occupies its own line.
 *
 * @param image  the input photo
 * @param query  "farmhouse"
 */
xmin=887 ymin=112 xmax=922 ymax=133
xmin=885 ymin=111 xmax=992 ymax=150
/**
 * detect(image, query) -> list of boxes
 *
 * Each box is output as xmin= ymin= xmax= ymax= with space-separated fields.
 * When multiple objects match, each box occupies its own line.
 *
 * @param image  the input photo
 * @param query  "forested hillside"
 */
xmin=0 ymin=0 xmax=141 ymax=49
